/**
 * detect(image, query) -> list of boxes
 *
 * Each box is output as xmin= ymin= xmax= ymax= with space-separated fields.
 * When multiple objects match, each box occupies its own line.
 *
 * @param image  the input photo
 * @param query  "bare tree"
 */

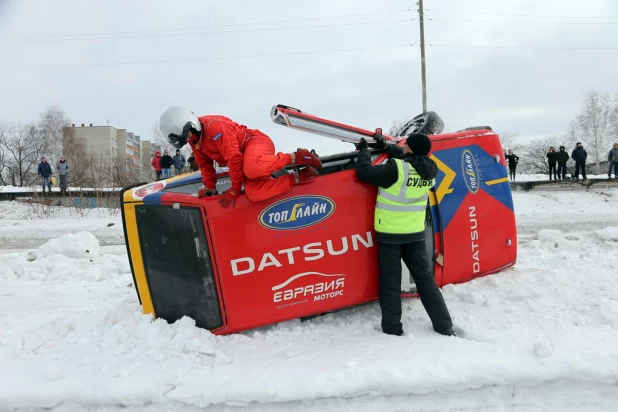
xmin=62 ymin=126 xmax=89 ymax=187
xmin=39 ymin=104 xmax=72 ymax=168
xmin=498 ymin=131 xmax=524 ymax=156
xmin=152 ymin=120 xmax=173 ymax=153
xmin=0 ymin=123 xmax=46 ymax=187
xmin=569 ymin=90 xmax=618 ymax=174
xmin=518 ymin=136 xmax=576 ymax=174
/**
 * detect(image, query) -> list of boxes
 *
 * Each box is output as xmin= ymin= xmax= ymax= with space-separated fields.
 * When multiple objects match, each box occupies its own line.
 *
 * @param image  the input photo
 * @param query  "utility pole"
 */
xmin=418 ymin=0 xmax=427 ymax=112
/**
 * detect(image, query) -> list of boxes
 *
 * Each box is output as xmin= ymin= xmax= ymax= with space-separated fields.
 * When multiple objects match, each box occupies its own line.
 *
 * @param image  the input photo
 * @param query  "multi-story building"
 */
xmin=140 ymin=140 xmax=161 ymax=181
xmin=69 ymin=123 xmax=155 ymax=174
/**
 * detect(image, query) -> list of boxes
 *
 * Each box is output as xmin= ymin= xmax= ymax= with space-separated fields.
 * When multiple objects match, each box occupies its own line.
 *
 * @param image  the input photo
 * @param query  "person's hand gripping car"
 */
xmin=356 ymin=128 xmax=388 ymax=151
xmin=197 ymin=186 xmax=240 ymax=209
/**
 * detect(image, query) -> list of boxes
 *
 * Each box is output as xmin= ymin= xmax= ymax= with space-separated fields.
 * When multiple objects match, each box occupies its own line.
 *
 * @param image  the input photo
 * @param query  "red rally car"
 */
xmin=120 ymin=105 xmax=517 ymax=335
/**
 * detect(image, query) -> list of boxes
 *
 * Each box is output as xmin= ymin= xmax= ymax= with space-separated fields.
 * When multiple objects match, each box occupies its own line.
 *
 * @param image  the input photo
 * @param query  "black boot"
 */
xmin=437 ymin=326 xmax=457 ymax=337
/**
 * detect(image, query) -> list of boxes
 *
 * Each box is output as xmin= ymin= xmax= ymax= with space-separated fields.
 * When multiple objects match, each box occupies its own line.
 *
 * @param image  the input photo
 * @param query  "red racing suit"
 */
xmin=191 ymin=115 xmax=296 ymax=202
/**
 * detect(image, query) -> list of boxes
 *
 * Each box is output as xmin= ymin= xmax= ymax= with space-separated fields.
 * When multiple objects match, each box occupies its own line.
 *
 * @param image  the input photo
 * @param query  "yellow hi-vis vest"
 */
xmin=375 ymin=158 xmax=434 ymax=234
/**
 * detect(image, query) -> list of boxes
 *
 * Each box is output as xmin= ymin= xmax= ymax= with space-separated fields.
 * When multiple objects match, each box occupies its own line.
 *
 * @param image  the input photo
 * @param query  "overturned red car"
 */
xmin=120 ymin=105 xmax=517 ymax=334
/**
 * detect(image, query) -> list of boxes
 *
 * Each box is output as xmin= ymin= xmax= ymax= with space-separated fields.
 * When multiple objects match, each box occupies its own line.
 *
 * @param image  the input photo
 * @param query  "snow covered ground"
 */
xmin=1 ymin=189 xmax=618 ymax=411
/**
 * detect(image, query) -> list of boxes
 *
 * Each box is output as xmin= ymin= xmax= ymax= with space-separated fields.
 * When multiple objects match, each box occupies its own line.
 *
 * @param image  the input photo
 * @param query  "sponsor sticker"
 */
xmin=212 ymin=132 xmax=222 ymax=141
xmin=132 ymin=182 xmax=165 ymax=200
xmin=258 ymin=195 xmax=335 ymax=230
xmin=272 ymin=271 xmax=346 ymax=304
xmin=461 ymin=149 xmax=480 ymax=194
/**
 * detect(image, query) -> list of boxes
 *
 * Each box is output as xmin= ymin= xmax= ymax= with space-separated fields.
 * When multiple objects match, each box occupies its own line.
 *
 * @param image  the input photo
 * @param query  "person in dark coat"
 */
xmin=556 ymin=146 xmax=569 ymax=180
xmin=187 ymin=154 xmax=199 ymax=172
xmin=571 ymin=142 xmax=587 ymax=180
xmin=160 ymin=149 xmax=174 ymax=179
xmin=546 ymin=147 xmax=558 ymax=180
xmin=505 ymin=149 xmax=519 ymax=181
xmin=37 ymin=156 xmax=53 ymax=194
xmin=608 ymin=143 xmax=618 ymax=179
xmin=355 ymin=132 xmax=455 ymax=337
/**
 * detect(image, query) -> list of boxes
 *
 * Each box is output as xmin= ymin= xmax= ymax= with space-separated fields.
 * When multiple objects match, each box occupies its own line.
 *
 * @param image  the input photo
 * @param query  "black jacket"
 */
xmin=356 ymin=145 xmax=437 ymax=243
xmin=160 ymin=154 xmax=173 ymax=168
xmin=557 ymin=150 xmax=569 ymax=164
xmin=546 ymin=151 xmax=558 ymax=164
xmin=571 ymin=147 xmax=587 ymax=163
xmin=505 ymin=154 xmax=519 ymax=168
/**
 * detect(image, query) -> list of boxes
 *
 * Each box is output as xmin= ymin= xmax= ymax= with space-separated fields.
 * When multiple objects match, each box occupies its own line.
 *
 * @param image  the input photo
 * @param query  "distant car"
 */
xmin=120 ymin=106 xmax=517 ymax=335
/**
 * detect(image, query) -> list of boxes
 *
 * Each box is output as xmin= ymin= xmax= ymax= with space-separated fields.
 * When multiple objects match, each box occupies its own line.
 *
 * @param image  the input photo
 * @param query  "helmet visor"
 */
xmin=167 ymin=121 xmax=195 ymax=149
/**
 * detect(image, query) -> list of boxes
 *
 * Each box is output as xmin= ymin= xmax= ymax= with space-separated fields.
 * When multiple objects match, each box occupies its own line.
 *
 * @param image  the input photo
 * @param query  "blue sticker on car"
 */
xmin=259 ymin=195 xmax=336 ymax=230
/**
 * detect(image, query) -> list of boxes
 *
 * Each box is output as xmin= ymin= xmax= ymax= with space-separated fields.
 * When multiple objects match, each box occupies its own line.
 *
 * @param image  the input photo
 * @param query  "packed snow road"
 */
xmin=1 ymin=188 xmax=617 ymax=411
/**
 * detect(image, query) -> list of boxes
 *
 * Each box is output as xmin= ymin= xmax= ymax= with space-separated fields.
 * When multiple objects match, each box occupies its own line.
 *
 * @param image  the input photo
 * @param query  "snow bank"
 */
xmin=0 ymin=232 xmax=128 ymax=282
xmin=596 ymin=227 xmax=618 ymax=242
xmin=33 ymin=231 xmax=100 ymax=260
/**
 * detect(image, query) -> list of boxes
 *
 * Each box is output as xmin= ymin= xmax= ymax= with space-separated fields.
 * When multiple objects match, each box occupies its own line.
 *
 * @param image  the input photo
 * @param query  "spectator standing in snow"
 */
xmin=546 ymin=147 xmax=558 ymax=180
xmin=571 ymin=142 xmax=587 ymax=180
xmin=57 ymin=156 xmax=69 ymax=193
xmin=173 ymin=149 xmax=186 ymax=176
xmin=355 ymin=132 xmax=455 ymax=337
xmin=608 ymin=143 xmax=618 ymax=179
xmin=187 ymin=154 xmax=199 ymax=172
xmin=505 ymin=149 xmax=519 ymax=181
xmin=160 ymin=150 xmax=173 ymax=179
xmin=37 ymin=157 xmax=53 ymax=194
xmin=556 ymin=146 xmax=569 ymax=180
xmin=151 ymin=150 xmax=162 ymax=180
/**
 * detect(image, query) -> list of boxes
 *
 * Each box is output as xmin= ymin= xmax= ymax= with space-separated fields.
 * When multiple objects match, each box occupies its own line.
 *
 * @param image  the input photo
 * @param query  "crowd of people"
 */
xmin=504 ymin=142 xmax=618 ymax=181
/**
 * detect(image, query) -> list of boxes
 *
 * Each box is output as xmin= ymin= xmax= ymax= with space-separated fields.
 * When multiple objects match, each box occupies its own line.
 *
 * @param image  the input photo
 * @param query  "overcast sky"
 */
xmin=1 ymin=0 xmax=617 ymax=156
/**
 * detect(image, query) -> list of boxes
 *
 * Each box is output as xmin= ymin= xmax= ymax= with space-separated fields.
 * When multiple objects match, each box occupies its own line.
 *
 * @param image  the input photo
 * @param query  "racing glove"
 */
xmin=197 ymin=188 xmax=218 ymax=198
xmin=219 ymin=188 xmax=240 ymax=209
xmin=368 ymin=129 xmax=387 ymax=150
xmin=356 ymin=137 xmax=369 ymax=151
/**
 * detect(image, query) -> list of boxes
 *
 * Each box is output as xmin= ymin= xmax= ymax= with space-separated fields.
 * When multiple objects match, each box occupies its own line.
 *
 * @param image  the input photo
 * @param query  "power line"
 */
xmin=0 ymin=44 xmax=417 ymax=70
xmin=430 ymin=43 xmax=618 ymax=50
xmin=426 ymin=8 xmax=618 ymax=20
xmin=429 ymin=18 xmax=618 ymax=25
xmin=0 ymin=8 xmax=412 ymax=40
xmin=0 ymin=19 xmax=415 ymax=44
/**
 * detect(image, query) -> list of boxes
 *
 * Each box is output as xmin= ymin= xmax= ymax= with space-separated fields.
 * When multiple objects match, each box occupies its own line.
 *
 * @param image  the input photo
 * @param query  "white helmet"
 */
xmin=159 ymin=106 xmax=202 ymax=149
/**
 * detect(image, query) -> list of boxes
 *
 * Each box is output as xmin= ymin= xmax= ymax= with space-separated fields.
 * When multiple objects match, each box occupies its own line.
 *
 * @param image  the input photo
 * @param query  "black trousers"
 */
xmin=548 ymin=163 xmax=556 ymax=179
xmin=377 ymin=240 xmax=453 ymax=335
xmin=557 ymin=163 xmax=567 ymax=179
xmin=575 ymin=162 xmax=586 ymax=179
xmin=508 ymin=166 xmax=516 ymax=181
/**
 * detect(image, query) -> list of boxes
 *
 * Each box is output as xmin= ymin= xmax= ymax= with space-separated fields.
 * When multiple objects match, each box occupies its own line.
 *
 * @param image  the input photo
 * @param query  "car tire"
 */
xmin=392 ymin=111 xmax=444 ymax=137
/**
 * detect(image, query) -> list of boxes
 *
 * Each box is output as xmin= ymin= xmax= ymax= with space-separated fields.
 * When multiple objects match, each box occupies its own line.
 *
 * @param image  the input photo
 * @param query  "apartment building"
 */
xmin=140 ymin=139 xmax=162 ymax=180
xmin=69 ymin=123 xmax=152 ymax=174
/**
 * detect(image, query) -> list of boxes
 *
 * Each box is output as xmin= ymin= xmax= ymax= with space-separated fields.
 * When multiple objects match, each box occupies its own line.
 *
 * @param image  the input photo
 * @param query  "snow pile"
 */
xmin=596 ymin=227 xmax=618 ymax=242
xmin=0 ymin=232 xmax=128 ymax=283
xmin=33 ymin=231 xmax=100 ymax=260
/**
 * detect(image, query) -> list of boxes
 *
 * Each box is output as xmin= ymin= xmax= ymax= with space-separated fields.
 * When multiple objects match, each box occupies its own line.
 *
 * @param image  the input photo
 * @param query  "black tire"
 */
xmin=392 ymin=111 xmax=444 ymax=137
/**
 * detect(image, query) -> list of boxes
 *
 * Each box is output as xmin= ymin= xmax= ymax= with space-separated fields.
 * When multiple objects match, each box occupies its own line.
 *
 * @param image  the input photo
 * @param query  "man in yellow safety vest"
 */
xmin=356 ymin=132 xmax=455 ymax=337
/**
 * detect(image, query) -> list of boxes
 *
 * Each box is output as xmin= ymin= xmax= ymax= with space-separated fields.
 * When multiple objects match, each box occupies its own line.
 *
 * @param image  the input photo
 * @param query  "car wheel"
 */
xmin=392 ymin=111 xmax=444 ymax=137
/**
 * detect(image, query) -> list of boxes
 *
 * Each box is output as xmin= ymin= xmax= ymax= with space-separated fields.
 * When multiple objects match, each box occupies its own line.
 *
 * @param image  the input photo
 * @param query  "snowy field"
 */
xmin=1 ymin=188 xmax=618 ymax=411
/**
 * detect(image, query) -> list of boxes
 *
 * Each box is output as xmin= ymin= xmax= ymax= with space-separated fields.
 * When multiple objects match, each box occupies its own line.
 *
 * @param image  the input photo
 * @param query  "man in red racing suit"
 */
xmin=159 ymin=107 xmax=322 ymax=208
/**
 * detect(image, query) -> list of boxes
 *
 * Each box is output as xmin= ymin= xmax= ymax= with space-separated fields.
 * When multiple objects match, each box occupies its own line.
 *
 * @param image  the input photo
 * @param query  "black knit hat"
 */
xmin=406 ymin=133 xmax=432 ymax=155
